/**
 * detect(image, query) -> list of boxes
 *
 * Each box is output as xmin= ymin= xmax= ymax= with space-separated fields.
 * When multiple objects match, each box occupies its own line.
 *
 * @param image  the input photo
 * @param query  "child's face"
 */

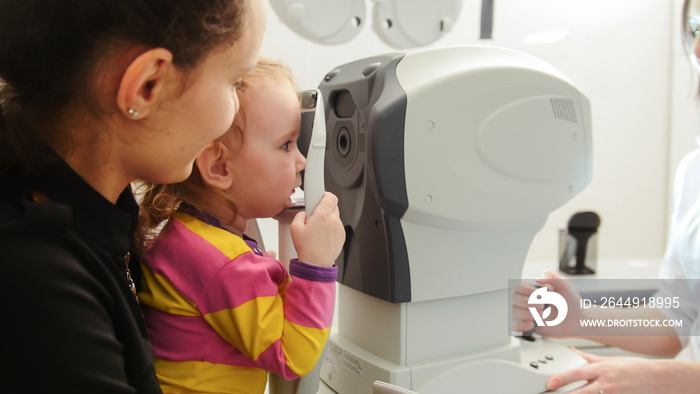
xmin=226 ymin=78 xmax=305 ymax=220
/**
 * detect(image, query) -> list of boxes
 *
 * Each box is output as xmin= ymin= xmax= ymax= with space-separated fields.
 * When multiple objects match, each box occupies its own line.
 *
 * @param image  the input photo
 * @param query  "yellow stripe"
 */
xmin=173 ymin=212 xmax=251 ymax=260
xmin=204 ymin=298 xmax=330 ymax=376
xmin=154 ymin=358 xmax=266 ymax=394
xmin=203 ymin=296 xmax=283 ymax=359
xmin=139 ymin=264 xmax=199 ymax=316
xmin=281 ymin=321 xmax=331 ymax=376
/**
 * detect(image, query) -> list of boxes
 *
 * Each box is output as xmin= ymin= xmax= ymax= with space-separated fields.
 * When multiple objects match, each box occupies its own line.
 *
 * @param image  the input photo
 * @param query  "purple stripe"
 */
xmin=289 ymin=260 xmax=337 ymax=283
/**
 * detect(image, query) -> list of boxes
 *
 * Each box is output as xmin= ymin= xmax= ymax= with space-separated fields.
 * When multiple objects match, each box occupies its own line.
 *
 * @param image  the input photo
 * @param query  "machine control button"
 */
xmin=546 ymin=355 xmax=554 ymax=360
xmin=530 ymin=362 xmax=539 ymax=369
xmin=539 ymin=359 xmax=548 ymax=364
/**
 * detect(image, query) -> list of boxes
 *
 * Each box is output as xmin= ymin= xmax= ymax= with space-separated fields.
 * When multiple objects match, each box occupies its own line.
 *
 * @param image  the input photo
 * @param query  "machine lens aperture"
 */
xmin=337 ymin=128 xmax=351 ymax=157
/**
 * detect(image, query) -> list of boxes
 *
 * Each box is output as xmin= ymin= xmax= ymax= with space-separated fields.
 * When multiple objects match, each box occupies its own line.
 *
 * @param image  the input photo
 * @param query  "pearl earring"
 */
xmin=127 ymin=108 xmax=140 ymax=118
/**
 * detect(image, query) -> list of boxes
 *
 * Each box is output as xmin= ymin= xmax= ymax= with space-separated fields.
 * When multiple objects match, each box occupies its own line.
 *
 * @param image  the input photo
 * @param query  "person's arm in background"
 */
xmin=512 ymin=270 xmax=682 ymax=357
xmin=546 ymin=350 xmax=700 ymax=393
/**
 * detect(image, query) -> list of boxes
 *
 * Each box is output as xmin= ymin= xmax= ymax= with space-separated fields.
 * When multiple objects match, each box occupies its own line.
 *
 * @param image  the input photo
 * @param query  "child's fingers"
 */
xmin=309 ymin=192 xmax=338 ymax=216
xmin=291 ymin=210 xmax=307 ymax=229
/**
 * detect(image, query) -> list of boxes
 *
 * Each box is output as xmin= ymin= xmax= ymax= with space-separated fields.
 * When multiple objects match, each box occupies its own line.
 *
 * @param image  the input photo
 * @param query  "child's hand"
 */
xmin=291 ymin=192 xmax=345 ymax=267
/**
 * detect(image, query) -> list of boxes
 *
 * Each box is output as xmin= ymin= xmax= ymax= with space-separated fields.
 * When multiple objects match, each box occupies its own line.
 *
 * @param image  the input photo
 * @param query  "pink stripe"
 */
xmin=143 ymin=305 xmax=257 ymax=368
xmin=144 ymin=219 xmax=291 ymax=315
xmin=143 ymin=220 xmax=231 ymax=303
xmin=144 ymin=306 xmax=302 ymax=379
xmin=284 ymin=278 xmax=336 ymax=328
xmin=196 ymin=252 xmax=288 ymax=315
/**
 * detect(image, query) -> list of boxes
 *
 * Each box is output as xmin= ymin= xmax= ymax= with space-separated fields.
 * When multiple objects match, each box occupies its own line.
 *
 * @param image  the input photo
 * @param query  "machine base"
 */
xmin=320 ymin=336 xmax=587 ymax=394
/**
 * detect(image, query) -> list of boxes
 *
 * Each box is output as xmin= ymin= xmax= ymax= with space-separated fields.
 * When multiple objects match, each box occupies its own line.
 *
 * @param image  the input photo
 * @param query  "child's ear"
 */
xmin=196 ymin=142 xmax=234 ymax=191
xmin=116 ymin=47 xmax=174 ymax=119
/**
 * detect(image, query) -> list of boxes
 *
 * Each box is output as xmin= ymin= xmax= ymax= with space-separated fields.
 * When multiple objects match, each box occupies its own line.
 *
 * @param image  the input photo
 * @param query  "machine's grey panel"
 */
xmin=320 ymin=54 xmax=411 ymax=303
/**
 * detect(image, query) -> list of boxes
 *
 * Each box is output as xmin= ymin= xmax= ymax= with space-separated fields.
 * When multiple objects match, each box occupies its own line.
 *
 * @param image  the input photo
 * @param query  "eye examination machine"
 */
xmin=312 ymin=45 xmax=593 ymax=393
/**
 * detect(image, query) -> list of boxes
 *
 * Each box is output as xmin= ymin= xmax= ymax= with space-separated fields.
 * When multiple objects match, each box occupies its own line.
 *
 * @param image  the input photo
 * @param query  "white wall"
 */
xmin=257 ymin=0 xmax=700 ymax=263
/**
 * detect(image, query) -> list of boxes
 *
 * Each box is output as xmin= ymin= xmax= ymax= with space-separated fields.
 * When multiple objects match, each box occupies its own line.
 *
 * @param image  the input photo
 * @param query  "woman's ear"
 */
xmin=116 ymin=48 xmax=174 ymax=119
xmin=196 ymin=142 xmax=234 ymax=191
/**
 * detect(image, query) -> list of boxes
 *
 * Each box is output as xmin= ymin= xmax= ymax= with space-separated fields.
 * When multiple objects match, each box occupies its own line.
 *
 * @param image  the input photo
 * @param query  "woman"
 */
xmin=0 ymin=0 xmax=266 ymax=392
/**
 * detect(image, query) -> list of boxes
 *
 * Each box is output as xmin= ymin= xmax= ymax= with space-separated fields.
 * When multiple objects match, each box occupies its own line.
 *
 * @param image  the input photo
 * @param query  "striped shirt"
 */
xmin=138 ymin=211 xmax=337 ymax=394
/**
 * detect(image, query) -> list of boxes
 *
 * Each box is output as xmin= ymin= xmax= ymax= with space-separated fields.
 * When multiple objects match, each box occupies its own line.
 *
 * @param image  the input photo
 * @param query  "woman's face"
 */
xmin=687 ymin=0 xmax=700 ymax=72
xmin=130 ymin=0 xmax=267 ymax=185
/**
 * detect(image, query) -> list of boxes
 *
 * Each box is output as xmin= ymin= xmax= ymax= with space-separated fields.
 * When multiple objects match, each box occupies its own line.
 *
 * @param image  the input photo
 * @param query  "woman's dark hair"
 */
xmin=0 ymin=0 xmax=246 ymax=181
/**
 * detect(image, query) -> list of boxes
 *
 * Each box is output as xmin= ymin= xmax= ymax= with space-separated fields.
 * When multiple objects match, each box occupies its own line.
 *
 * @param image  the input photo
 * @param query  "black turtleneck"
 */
xmin=0 ymin=160 xmax=162 ymax=393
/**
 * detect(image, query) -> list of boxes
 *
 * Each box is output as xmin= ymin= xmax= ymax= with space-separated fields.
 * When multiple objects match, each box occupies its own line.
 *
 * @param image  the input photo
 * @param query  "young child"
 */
xmin=137 ymin=57 xmax=345 ymax=394
xmin=0 ymin=0 xmax=265 ymax=392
